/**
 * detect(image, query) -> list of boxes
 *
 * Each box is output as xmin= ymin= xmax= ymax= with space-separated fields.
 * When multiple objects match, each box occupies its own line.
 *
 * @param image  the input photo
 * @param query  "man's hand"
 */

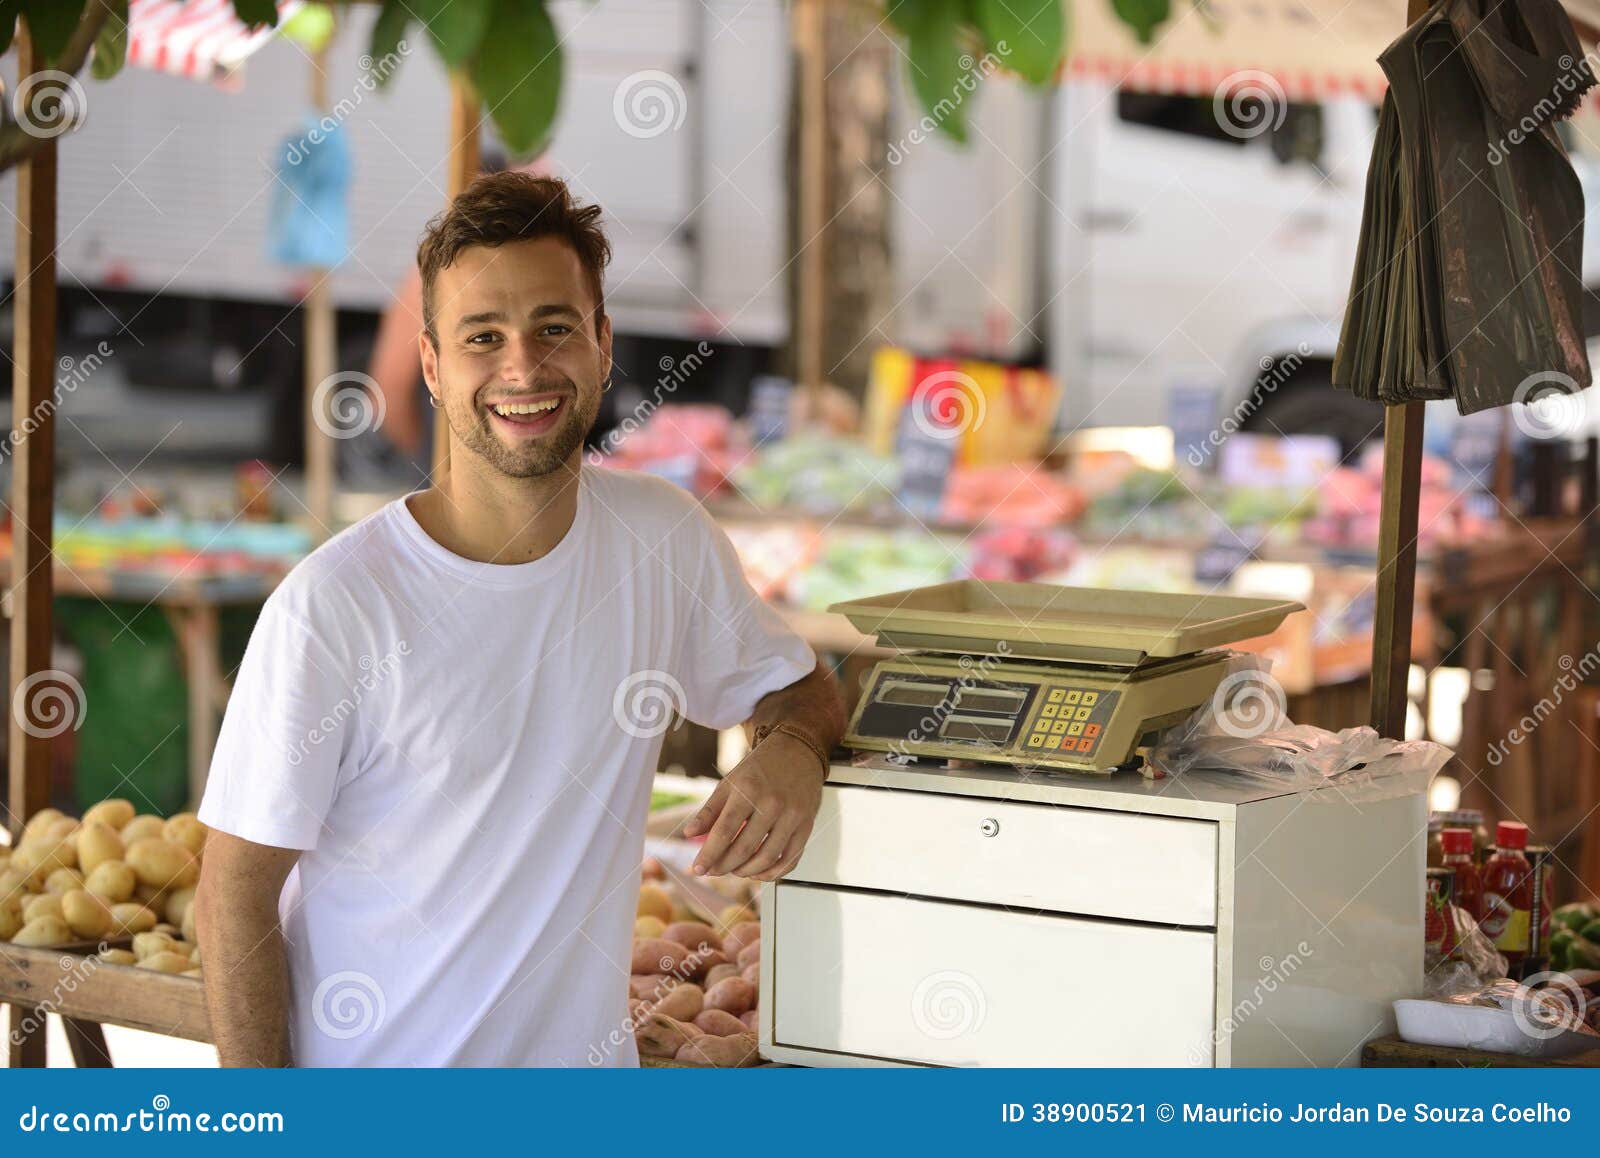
xmin=682 ymin=732 xmax=826 ymax=880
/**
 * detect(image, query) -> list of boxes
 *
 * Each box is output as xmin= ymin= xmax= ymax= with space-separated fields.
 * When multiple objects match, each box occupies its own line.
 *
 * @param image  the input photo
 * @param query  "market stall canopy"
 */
xmin=127 ymin=0 xmax=302 ymax=83
xmin=1067 ymin=0 xmax=1600 ymax=103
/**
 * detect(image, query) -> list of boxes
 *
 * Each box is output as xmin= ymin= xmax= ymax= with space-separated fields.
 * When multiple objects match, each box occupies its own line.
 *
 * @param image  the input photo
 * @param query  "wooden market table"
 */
xmin=1361 ymin=1034 xmax=1600 ymax=1068
xmin=0 ymin=942 xmax=210 ymax=1067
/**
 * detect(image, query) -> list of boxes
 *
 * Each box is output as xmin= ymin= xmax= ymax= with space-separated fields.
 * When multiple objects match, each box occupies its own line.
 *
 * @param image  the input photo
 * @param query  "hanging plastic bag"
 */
xmin=1147 ymin=653 xmax=1452 ymax=802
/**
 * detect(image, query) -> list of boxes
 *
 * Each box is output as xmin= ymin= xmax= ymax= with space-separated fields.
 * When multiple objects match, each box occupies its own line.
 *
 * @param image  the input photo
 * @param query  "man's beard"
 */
xmin=446 ymin=376 xmax=601 ymax=479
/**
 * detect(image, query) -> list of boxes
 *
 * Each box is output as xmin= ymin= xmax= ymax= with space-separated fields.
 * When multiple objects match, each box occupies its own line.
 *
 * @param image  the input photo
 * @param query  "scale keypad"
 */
xmin=1024 ymin=686 xmax=1117 ymax=759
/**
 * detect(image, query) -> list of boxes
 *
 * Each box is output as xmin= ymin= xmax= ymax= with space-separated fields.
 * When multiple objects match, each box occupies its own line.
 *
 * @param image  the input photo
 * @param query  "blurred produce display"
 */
xmin=939 ymin=463 xmax=1085 ymax=527
xmin=598 ymin=404 xmax=742 ymax=498
xmin=787 ymin=529 xmax=962 ymax=611
xmin=732 ymin=432 xmax=899 ymax=514
xmin=1300 ymin=445 xmax=1496 ymax=550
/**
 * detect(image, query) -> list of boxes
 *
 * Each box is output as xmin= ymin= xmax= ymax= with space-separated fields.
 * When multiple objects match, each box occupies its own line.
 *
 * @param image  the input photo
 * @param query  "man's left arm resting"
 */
xmin=683 ymin=657 xmax=846 ymax=880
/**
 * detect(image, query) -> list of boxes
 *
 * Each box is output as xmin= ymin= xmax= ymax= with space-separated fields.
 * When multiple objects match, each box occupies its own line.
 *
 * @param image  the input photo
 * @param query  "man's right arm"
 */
xmin=195 ymin=831 xmax=301 ymax=1067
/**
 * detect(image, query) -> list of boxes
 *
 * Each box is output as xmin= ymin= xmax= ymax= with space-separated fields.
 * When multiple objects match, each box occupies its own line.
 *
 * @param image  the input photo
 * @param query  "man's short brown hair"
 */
xmin=416 ymin=172 xmax=612 ymax=343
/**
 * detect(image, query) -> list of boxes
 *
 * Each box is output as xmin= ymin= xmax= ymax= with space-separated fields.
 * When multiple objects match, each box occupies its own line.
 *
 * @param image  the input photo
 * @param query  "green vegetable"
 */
xmin=1565 ymin=933 xmax=1600 ymax=970
xmin=1553 ymin=903 xmax=1597 ymax=933
xmin=1580 ymin=918 xmax=1600 ymax=944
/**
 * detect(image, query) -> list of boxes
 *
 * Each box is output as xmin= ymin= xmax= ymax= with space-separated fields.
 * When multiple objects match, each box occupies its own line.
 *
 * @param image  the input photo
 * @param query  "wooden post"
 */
xmin=792 ymin=0 xmax=827 ymax=413
xmin=8 ymin=27 xmax=58 ymax=839
xmin=6 ymin=25 xmax=58 ymax=1070
xmin=1369 ymin=0 xmax=1431 ymax=740
xmin=303 ymin=32 xmax=337 ymax=536
xmin=433 ymin=79 xmax=482 ymax=481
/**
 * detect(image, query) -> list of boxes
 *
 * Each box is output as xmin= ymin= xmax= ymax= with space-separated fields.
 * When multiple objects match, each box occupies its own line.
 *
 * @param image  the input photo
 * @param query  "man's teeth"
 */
xmin=492 ymin=399 xmax=560 ymax=416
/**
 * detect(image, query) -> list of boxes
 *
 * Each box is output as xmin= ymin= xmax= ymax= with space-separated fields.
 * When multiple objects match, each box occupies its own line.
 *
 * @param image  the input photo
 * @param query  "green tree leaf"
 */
xmin=90 ymin=0 xmax=128 ymax=80
xmin=1111 ymin=0 xmax=1171 ymax=44
xmin=368 ymin=0 xmax=410 ymax=89
xmin=471 ymin=0 xmax=562 ymax=156
xmin=0 ymin=0 xmax=22 ymax=58
xmin=885 ymin=0 xmax=923 ymax=37
xmin=973 ymin=0 xmax=1065 ymax=86
xmin=230 ymin=0 xmax=279 ymax=28
xmin=416 ymin=0 xmax=492 ymax=68
xmin=19 ymin=0 xmax=87 ymax=62
xmin=904 ymin=0 xmax=969 ymax=144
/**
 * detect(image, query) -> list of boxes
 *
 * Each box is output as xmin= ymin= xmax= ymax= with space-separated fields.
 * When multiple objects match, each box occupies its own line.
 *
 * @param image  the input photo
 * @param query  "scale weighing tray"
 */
xmin=830 ymin=581 xmax=1304 ymax=774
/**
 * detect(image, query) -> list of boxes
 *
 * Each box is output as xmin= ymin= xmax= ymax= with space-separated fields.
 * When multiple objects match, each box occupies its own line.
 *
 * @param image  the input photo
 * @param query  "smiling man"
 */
xmin=194 ymin=173 xmax=845 ymax=1067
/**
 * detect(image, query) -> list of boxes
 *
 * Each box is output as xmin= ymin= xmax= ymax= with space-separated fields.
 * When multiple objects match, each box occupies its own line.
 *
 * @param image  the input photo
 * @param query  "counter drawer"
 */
xmin=771 ymin=884 xmax=1216 ymax=1066
xmin=787 ymin=784 xmax=1218 ymax=926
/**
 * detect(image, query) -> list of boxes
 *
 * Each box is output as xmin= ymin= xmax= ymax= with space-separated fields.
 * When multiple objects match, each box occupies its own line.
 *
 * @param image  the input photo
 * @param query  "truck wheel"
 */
xmin=1240 ymin=365 xmax=1385 ymax=458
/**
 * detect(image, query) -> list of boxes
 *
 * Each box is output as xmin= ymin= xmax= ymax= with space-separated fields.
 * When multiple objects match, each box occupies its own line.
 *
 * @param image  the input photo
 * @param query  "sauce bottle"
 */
xmin=1441 ymin=827 xmax=1482 ymax=923
xmin=1480 ymin=821 xmax=1533 ymax=968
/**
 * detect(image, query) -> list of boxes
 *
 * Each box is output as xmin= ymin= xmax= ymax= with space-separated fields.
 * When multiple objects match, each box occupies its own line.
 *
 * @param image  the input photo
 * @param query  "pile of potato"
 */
xmin=632 ymin=858 xmax=763 ymax=1067
xmin=0 ymin=800 xmax=207 ymax=978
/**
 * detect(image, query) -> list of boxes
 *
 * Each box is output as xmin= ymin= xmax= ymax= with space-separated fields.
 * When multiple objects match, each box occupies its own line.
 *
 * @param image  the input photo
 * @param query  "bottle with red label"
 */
xmin=1441 ymin=827 xmax=1482 ymax=924
xmin=1480 ymin=821 xmax=1534 ymax=968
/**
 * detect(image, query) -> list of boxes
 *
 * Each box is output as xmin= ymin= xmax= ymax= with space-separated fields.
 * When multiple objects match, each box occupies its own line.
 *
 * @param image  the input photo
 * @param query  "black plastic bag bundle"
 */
xmin=1333 ymin=0 xmax=1595 ymax=414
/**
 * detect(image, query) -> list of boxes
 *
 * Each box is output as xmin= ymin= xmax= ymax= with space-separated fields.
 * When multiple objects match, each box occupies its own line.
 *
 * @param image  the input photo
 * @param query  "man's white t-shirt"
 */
xmin=197 ymin=467 xmax=815 ymax=1067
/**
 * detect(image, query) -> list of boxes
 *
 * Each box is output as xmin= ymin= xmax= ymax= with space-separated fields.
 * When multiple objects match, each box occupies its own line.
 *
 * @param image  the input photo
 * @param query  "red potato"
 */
xmin=632 ymin=937 xmax=695 ymax=977
xmin=650 ymin=982 xmax=704 ymax=1023
xmin=635 ymin=1014 xmax=697 ymax=1059
xmin=740 ymin=1010 xmax=759 ymax=1031
xmin=641 ymin=857 xmax=666 ymax=881
xmin=741 ymin=962 xmax=760 ymax=987
xmin=736 ymin=941 xmax=761 ymax=970
xmin=704 ymin=963 xmax=740 ymax=989
xmin=629 ymin=973 xmax=679 ymax=1000
xmin=704 ymin=976 xmax=756 ymax=1017
xmin=693 ymin=1009 xmax=747 ymax=1036
xmin=663 ymin=921 xmax=722 ymax=952
xmin=722 ymin=922 xmax=761 ymax=961
xmin=684 ymin=947 xmax=729 ymax=981
xmin=674 ymin=1032 xmax=761 ymax=1068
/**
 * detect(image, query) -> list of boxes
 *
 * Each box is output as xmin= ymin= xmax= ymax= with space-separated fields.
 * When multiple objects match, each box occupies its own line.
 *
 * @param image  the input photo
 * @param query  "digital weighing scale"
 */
xmin=830 ymin=580 xmax=1304 ymax=774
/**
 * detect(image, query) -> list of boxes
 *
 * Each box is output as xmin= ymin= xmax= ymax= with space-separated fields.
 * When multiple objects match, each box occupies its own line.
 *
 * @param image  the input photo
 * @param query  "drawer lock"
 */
xmin=979 ymin=818 xmax=1000 ymax=837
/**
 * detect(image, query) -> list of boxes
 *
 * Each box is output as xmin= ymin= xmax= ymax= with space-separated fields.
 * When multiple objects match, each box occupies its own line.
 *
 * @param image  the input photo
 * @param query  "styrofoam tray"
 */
xmin=1393 ymin=997 xmax=1596 ymax=1058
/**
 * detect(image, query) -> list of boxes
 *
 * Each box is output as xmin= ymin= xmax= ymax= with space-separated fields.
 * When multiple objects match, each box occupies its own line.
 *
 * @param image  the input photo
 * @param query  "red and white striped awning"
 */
xmin=1067 ymin=0 xmax=1600 ymax=105
xmin=127 ymin=0 xmax=301 ymax=83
